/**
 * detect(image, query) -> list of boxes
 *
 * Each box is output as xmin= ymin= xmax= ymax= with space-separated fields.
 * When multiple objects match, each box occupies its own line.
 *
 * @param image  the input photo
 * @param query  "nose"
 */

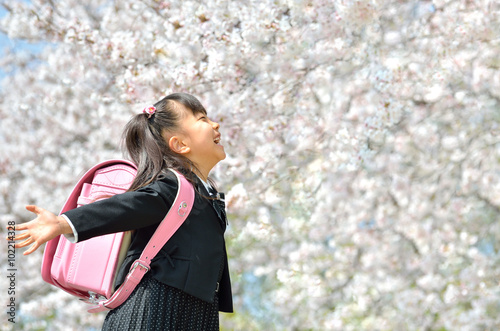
xmin=212 ymin=120 xmax=220 ymax=130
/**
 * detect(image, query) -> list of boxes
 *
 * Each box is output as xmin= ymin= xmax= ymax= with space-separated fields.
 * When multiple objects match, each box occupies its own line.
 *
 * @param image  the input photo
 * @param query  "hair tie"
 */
xmin=143 ymin=105 xmax=156 ymax=118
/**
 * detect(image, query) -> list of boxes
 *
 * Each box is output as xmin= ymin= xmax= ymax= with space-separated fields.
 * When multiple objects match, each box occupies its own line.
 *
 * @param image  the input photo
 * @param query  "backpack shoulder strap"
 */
xmin=88 ymin=168 xmax=195 ymax=313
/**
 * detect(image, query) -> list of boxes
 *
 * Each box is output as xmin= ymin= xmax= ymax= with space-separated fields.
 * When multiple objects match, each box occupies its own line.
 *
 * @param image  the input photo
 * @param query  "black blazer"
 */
xmin=63 ymin=171 xmax=233 ymax=313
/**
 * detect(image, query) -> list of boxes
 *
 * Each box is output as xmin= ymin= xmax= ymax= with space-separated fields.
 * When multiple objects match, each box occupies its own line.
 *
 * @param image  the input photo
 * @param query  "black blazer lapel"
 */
xmin=196 ymin=179 xmax=228 ymax=231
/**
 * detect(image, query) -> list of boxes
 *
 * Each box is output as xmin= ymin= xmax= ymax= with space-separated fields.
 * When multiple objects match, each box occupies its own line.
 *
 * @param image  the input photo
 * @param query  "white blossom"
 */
xmin=1 ymin=0 xmax=500 ymax=329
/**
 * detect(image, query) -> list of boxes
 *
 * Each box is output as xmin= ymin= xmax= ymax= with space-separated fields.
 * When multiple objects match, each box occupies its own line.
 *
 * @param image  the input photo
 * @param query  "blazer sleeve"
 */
xmin=63 ymin=175 xmax=178 ymax=242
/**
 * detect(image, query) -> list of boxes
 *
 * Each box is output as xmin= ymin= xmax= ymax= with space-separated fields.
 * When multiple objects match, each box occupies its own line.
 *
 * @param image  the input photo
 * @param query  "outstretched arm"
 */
xmin=9 ymin=205 xmax=72 ymax=255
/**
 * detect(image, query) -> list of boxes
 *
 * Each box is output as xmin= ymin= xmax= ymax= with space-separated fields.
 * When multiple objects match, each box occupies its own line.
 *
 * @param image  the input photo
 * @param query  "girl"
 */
xmin=11 ymin=93 xmax=233 ymax=330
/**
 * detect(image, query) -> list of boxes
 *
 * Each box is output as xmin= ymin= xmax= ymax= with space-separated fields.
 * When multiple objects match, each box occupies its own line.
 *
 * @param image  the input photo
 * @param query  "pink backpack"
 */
xmin=41 ymin=159 xmax=194 ymax=313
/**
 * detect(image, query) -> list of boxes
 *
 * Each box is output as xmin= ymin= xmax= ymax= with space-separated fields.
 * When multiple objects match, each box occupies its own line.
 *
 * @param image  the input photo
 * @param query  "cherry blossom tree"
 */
xmin=1 ymin=0 xmax=499 ymax=329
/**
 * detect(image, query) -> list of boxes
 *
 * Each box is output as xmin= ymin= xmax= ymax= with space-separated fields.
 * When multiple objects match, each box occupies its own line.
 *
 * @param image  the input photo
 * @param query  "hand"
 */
xmin=9 ymin=205 xmax=72 ymax=255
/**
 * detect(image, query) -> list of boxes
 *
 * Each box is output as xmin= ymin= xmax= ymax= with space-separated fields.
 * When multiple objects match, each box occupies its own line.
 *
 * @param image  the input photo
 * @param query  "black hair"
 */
xmin=123 ymin=92 xmax=208 ymax=191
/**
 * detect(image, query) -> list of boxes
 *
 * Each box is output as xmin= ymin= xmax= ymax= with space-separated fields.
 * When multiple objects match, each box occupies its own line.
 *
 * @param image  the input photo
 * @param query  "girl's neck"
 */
xmin=192 ymin=165 xmax=210 ymax=182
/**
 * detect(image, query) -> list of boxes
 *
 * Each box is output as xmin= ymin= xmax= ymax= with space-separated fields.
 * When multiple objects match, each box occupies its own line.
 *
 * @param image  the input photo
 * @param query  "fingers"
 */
xmin=7 ymin=205 xmax=58 ymax=256
xmin=23 ymin=242 xmax=40 ymax=256
xmin=14 ymin=236 xmax=40 ymax=256
xmin=6 ymin=219 xmax=34 ymax=237
xmin=12 ymin=231 xmax=31 ymax=241
xmin=15 ymin=237 xmax=34 ymax=249
xmin=7 ymin=205 xmax=44 ymax=235
xmin=10 ymin=205 xmax=42 ymax=232
xmin=6 ymin=224 xmax=29 ymax=241
xmin=26 ymin=205 xmax=44 ymax=215
xmin=10 ymin=223 xmax=28 ymax=231
xmin=12 ymin=235 xmax=41 ymax=255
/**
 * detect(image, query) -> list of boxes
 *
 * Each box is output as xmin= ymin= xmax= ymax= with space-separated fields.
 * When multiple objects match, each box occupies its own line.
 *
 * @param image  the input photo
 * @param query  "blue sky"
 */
xmin=0 ymin=5 xmax=8 ymax=80
xmin=0 ymin=1 xmax=47 ymax=80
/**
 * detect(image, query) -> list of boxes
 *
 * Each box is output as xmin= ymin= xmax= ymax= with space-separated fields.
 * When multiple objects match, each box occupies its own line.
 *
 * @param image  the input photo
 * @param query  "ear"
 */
xmin=168 ymin=136 xmax=190 ymax=154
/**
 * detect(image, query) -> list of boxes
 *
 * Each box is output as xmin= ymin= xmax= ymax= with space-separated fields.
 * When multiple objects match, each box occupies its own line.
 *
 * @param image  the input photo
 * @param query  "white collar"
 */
xmin=196 ymin=175 xmax=212 ymax=192
xmin=197 ymin=175 xmax=224 ymax=202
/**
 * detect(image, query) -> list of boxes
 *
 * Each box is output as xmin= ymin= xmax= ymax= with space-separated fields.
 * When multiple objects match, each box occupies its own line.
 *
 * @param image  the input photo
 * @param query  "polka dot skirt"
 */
xmin=102 ymin=275 xmax=219 ymax=330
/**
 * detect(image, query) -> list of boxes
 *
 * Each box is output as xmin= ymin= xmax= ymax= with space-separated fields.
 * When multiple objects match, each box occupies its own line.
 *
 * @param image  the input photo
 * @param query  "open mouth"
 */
xmin=214 ymin=137 xmax=221 ymax=144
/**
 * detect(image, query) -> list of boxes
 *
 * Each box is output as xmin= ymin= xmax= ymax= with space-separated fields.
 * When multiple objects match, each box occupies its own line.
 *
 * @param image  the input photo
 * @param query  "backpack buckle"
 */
xmin=130 ymin=261 xmax=150 ymax=273
xmin=87 ymin=291 xmax=106 ymax=304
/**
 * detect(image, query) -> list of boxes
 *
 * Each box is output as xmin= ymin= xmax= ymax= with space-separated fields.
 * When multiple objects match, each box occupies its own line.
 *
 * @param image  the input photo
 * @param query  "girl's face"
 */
xmin=172 ymin=105 xmax=226 ymax=177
